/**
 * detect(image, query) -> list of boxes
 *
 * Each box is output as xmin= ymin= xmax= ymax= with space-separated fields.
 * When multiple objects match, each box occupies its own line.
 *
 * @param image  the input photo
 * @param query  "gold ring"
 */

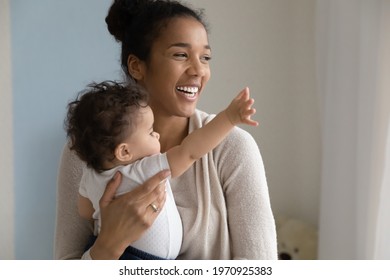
xmin=149 ymin=203 xmax=159 ymax=212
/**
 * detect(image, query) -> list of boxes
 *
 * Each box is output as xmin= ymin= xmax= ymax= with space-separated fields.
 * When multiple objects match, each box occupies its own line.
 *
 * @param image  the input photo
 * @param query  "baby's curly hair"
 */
xmin=65 ymin=80 xmax=148 ymax=172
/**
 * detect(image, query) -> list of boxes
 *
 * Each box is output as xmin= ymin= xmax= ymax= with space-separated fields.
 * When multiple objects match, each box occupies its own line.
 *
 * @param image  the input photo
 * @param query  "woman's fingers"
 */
xmin=129 ymin=170 xmax=171 ymax=199
xmin=147 ymin=185 xmax=167 ymax=214
xmin=144 ymin=179 xmax=168 ymax=213
xmin=103 ymin=169 xmax=170 ymax=217
xmin=145 ymin=178 xmax=167 ymax=204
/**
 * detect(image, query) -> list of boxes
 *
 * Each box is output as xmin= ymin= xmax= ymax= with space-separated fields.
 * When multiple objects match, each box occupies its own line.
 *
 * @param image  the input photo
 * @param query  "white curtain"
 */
xmin=316 ymin=0 xmax=390 ymax=259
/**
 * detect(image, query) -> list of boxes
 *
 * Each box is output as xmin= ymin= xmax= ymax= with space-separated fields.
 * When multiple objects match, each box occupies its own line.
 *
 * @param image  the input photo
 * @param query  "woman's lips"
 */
xmin=176 ymin=86 xmax=199 ymax=101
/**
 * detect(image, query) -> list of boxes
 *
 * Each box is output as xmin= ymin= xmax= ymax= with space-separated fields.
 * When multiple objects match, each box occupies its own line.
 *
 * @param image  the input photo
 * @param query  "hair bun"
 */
xmin=105 ymin=0 xmax=151 ymax=42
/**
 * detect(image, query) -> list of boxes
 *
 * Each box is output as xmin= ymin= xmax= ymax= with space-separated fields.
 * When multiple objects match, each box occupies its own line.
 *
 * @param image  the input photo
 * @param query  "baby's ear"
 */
xmin=115 ymin=143 xmax=133 ymax=162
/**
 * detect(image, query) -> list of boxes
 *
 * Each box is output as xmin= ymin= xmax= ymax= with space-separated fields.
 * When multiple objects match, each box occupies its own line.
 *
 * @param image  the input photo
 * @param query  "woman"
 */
xmin=54 ymin=0 xmax=277 ymax=260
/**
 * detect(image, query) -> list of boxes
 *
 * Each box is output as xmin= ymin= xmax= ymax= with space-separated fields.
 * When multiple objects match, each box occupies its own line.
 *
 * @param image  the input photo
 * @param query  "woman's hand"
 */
xmin=89 ymin=170 xmax=170 ymax=259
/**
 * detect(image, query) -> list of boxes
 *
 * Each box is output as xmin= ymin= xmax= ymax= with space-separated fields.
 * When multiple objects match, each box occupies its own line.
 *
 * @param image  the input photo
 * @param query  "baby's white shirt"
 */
xmin=79 ymin=153 xmax=182 ymax=259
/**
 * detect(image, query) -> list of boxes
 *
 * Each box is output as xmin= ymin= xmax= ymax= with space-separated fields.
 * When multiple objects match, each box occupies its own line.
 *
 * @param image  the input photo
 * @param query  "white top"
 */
xmin=79 ymin=153 xmax=182 ymax=259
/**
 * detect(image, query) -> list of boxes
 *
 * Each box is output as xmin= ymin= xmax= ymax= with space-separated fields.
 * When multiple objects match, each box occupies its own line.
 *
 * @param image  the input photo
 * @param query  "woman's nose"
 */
xmin=154 ymin=132 xmax=160 ymax=140
xmin=187 ymin=58 xmax=207 ymax=77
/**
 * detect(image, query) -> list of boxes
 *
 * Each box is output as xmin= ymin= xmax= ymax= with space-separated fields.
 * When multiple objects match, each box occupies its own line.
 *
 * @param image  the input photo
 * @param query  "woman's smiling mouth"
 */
xmin=176 ymin=86 xmax=199 ymax=100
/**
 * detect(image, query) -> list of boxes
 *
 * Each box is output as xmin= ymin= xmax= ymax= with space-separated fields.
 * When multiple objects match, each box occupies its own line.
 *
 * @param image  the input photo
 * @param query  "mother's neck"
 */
xmin=154 ymin=114 xmax=189 ymax=153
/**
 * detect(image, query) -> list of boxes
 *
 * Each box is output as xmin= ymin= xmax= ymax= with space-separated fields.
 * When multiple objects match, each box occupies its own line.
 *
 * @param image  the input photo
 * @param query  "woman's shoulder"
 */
xmin=190 ymin=109 xmax=214 ymax=129
xmin=192 ymin=109 xmax=259 ymax=150
xmin=58 ymin=142 xmax=86 ymax=178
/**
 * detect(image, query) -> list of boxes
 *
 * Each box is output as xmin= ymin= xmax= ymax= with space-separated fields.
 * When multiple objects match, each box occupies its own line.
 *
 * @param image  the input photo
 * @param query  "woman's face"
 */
xmin=138 ymin=16 xmax=211 ymax=119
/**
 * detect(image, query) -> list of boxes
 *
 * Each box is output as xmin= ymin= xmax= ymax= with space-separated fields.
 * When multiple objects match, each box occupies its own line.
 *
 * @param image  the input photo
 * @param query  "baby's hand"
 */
xmin=225 ymin=87 xmax=259 ymax=126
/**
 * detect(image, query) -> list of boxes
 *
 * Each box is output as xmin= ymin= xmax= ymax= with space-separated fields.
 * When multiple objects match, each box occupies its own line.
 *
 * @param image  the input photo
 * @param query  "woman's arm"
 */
xmin=216 ymin=129 xmax=278 ymax=260
xmin=54 ymin=144 xmax=92 ymax=259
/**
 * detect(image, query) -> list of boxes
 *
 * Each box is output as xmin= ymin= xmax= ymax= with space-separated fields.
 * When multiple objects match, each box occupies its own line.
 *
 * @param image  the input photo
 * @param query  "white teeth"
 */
xmin=176 ymin=86 xmax=199 ymax=94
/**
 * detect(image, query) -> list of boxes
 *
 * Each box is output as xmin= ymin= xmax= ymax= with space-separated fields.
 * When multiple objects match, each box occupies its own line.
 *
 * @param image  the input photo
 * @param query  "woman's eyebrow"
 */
xmin=168 ymin=42 xmax=211 ymax=50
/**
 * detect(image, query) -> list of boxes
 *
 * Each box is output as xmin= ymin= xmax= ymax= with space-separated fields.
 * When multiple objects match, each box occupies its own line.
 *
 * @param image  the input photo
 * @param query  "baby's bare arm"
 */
xmin=78 ymin=194 xmax=94 ymax=221
xmin=167 ymin=87 xmax=258 ymax=178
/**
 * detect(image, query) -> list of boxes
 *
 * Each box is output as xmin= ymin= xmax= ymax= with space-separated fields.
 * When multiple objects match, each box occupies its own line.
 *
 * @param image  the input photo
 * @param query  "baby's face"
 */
xmin=123 ymin=106 xmax=161 ymax=161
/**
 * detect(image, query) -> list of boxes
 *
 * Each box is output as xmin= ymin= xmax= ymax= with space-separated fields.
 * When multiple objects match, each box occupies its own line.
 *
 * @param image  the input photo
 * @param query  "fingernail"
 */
xmin=159 ymin=178 xmax=167 ymax=185
xmin=161 ymin=170 xmax=171 ymax=179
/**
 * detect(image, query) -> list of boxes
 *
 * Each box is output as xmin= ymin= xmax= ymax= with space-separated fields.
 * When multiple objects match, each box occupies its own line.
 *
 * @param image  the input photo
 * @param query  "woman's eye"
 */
xmin=201 ymin=55 xmax=212 ymax=62
xmin=174 ymin=53 xmax=188 ymax=59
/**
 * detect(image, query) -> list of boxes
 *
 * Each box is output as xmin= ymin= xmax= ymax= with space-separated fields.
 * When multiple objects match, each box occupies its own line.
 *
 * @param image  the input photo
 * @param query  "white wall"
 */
xmin=5 ymin=0 xmax=320 ymax=258
xmin=194 ymin=0 xmax=320 ymax=226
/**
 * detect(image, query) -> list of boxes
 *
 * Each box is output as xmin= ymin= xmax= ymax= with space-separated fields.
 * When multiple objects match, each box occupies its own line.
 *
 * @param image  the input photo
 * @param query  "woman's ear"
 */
xmin=115 ymin=143 xmax=133 ymax=162
xmin=127 ymin=55 xmax=145 ymax=81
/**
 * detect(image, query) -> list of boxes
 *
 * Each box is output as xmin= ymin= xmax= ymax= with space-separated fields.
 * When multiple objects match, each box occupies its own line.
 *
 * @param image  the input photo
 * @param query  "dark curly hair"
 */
xmin=65 ymin=81 xmax=148 ymax=172
xmin=105 ymin=0 xmax=208 ymax=77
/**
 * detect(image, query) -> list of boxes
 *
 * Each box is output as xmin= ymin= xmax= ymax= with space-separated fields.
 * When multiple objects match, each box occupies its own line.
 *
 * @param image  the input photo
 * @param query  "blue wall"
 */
xmin=11 ymin=0 xmax=121 ymax=259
